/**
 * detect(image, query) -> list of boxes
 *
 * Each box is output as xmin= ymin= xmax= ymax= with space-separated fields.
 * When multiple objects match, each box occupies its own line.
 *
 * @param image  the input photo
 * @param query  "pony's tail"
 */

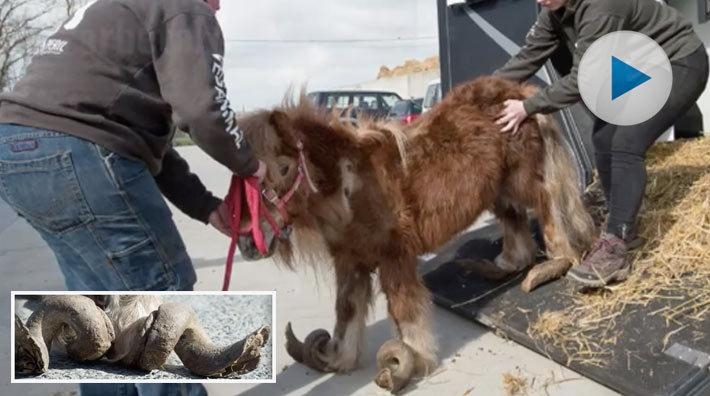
xmin=535 ymin=114 xmax=596 ymax=260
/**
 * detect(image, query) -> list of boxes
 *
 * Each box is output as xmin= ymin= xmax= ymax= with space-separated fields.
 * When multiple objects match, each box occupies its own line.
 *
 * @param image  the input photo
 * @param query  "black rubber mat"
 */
xmin=420 ymin=223 xmax=710 ymax=396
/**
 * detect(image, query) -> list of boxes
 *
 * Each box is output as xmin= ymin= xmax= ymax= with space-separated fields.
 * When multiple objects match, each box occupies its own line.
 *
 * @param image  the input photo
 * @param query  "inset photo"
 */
xmin=12 ymin=292 xmax=274 ymax=383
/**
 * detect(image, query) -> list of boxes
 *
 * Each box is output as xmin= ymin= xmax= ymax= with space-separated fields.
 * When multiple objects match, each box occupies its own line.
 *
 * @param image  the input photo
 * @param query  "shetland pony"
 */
xmin=235 ymin=76 xmax=595 ymax=391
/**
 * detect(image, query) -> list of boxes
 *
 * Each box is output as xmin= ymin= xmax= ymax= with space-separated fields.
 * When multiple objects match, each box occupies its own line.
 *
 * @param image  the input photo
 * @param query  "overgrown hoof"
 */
xmin=284 ymin=322 xmax=333 ymax=372
xmin=522 ymin=258 xmax=571 ymax=292
xmin=375 ymin=339 xmax=416 ymax=393
xmin=15 ymin=296 xmax=114 ymax=375
xmin=14 ymin=314 xmax=47 ymax=375
xmin=221 ymin=325 xmax=271 ymax=377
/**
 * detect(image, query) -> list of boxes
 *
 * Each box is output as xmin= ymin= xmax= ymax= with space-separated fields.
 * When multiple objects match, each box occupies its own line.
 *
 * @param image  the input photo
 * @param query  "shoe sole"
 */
xmin=566 ymin=265 xmax=631 ymax=288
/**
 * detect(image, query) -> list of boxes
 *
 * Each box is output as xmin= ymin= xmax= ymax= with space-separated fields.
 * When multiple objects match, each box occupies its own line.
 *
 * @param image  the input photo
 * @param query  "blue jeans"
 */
xmin=0 ymin=125 xmax=205 ymax=395
xmin=0 ymin=124 xmax=196 ymax=290
xmin=79 ymin=383 xmax=208 ymax=396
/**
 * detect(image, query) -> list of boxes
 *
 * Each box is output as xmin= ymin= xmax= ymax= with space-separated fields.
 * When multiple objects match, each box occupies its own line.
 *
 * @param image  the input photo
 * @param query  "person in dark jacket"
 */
xmin=494 ymin=0 xmax=708 ymax=287
xmin=0 ymin=0 xmax=264 ymax=292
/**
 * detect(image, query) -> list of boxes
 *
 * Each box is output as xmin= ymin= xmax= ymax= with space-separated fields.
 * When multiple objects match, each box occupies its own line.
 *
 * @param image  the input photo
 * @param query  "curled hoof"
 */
xmin=252 ymin=325 xmax=271 ymax=347
xmin=375 ymin=339 xmax=416 ymax=393
xmin=521 ymin=258 xmax=571 ymax=292
xmin=15 ymin=314 xmax=47 ymax=375
xmin=15 ymin=295 xmax=114 ymax=376
xmin=148 ymin=302 xmax=271 ymax=378
xmin=284 ymin=322 xmax=333 ymax=372
xmin=220 ymin=325 xmax=271 ymax=377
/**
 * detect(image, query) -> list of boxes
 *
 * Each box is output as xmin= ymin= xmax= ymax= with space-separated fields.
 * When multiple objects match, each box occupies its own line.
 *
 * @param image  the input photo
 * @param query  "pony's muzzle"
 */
xmin=238 ymin=234 xmax=275 ymax=261
xmin=237 ymin=218 xmax=291 ymax=261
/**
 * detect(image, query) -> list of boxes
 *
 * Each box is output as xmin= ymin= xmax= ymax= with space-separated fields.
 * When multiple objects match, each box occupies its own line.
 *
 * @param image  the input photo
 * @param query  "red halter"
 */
xmin=222 ymin=142 xmax=318 ymax=291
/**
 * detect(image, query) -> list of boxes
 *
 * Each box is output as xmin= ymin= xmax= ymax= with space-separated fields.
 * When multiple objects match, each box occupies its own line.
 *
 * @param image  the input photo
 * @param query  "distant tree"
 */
xmin=0 ymin=0 xmax=85 ymax=91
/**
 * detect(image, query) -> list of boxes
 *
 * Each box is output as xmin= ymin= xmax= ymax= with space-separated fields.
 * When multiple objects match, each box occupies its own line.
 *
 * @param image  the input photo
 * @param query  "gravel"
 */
xmin=14 ymin=294 xmax=273 ymax=381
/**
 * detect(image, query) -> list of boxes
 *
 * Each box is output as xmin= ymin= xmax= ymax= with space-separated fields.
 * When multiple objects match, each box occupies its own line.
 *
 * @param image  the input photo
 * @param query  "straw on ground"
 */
xmin=527 ymin=137 xmax=710 ymax=366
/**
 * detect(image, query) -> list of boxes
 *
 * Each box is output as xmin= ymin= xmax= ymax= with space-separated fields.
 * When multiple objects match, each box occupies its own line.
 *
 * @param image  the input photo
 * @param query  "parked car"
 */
xmin=422 ymin=78 xmax=441 ymax=113
xmin=307 ymin=90 xmax=403 ymax=121
xmin=389 ymin=99 xmax=423 ymax=125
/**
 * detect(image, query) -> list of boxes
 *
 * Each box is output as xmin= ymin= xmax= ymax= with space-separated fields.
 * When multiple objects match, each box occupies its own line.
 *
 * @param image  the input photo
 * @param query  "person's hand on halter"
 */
xmin=496 ymin=99 xmax=528 ymax=134
xmin=209 ymin=201 xmax=231 ymax=237
xmin=208 ymin=159 xmax=268 ymax=237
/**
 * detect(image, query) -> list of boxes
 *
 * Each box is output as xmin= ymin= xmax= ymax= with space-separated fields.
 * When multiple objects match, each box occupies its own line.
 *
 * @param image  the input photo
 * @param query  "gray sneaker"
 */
xmin=567 ymin=233 xmax=631 ymax=287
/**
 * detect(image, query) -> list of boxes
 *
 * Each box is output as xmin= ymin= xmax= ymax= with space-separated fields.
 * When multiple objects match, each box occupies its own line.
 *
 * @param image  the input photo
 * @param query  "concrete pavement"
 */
xmin=1 ymin=146 xmax=617 ymax=396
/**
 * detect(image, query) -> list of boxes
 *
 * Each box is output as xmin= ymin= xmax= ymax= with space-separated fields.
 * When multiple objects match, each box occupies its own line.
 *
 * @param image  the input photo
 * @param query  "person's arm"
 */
xmin=522 ymin=14 xmax=625 ymax=115
xmin=493 ymin=11 xmax=560 ymax=82
xmin=150 ymin=12 xmax=258 ymax=177
xmin=155 ymin=147 xmax=221 ymax=224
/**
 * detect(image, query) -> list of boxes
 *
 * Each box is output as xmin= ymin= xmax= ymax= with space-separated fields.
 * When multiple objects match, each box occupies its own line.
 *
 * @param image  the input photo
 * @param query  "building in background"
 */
xmin=339 ymin=56 xmax=440 ymax=100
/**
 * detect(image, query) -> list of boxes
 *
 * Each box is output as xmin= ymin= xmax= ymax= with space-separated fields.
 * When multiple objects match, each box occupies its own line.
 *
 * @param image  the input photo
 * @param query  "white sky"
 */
xmin=216 ymin=0 xmax=439 ymax=111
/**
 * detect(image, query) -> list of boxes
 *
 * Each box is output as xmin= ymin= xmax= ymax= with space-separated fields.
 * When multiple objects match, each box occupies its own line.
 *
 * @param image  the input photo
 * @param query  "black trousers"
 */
xmin=592 ymin=45 xmax=709 ymax=239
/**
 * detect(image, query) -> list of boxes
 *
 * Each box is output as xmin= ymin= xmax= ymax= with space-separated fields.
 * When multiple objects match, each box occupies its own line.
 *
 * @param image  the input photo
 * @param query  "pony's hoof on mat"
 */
xmin=521 ymin=258 xmax=572 ymax=292
xmin=375 ymin=339 xmax=415 ymax=393
xmin=284 ymin=322 xmax=333 ymax=372
xmin=455 ymin=258 xmax=512 ymax=280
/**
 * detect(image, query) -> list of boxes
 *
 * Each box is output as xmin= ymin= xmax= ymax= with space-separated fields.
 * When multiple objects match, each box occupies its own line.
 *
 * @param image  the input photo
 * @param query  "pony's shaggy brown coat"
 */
xmin=237 ymin=76 xmax=595 ymax=388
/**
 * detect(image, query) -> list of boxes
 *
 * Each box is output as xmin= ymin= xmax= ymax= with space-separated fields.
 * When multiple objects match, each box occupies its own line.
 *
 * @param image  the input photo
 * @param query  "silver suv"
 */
xmin=422 ymin=78 xmax=441 ymax=113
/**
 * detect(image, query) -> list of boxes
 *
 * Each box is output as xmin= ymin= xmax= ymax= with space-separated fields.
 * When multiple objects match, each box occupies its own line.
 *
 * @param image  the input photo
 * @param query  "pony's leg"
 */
xmin=378 ymin=255 xmax=437 ymax=375
xmin=492 ymin=202 xmax=537 ymax=272
xmin=321 ymin=263 xmax=372 ymax=372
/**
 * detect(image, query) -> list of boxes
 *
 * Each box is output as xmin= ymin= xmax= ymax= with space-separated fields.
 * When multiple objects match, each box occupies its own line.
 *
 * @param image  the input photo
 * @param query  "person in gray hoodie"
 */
xmin=0 ymin=0 xmax=264 ymax=292
xmin=1 ymin=1 xmax=257 ymax=394
xmin=494 ymin=0 xmax=708 ymax=287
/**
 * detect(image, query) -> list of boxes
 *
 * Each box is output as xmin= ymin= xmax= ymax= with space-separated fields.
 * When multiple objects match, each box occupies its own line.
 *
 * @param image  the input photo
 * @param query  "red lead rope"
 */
xmin=221 ymin=175 xmax=280 ymax=291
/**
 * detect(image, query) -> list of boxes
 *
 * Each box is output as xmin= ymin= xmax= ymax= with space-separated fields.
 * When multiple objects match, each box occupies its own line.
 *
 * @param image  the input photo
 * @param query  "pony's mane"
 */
xmin=357 ymin=117 xmax=410 ymax=171
xmin=277 ymin=88 xmax=410 ymax=170
xmin=279 ymin=87 xmax=341 ymax=128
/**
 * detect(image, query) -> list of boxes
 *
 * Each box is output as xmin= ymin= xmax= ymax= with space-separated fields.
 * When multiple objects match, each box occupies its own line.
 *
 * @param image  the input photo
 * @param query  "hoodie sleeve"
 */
xmin=493 ymin=10 xmax=560 ymax=82
xmin=155 ymin=147 xmax=222 ymax=224
xmin=150 ymin=12 xmax=258 ymax=177
xmin=522 ymin=14 xmax=625 ymax=115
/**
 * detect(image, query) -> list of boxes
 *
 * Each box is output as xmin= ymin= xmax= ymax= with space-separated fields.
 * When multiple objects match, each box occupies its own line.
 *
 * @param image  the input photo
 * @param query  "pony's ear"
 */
xmin=269 ymin=110 xmax=303 ymax=149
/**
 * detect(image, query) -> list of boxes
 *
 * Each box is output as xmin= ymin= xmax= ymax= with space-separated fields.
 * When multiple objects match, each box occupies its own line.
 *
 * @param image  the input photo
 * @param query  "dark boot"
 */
xmin=566 ymin=232 xmax=631 ymax=287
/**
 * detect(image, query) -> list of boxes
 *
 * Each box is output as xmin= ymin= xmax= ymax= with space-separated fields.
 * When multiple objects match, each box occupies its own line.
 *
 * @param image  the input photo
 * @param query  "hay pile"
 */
xmin=377 ymin=56 xmax=439 ymax=79
xmin=528 ymin=137 xmax=710 ymax=366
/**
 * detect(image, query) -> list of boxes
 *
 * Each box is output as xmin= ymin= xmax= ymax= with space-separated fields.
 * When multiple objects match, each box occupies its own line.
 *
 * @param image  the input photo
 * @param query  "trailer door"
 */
xmin=438 ymin=0 xmax=597 ymax=187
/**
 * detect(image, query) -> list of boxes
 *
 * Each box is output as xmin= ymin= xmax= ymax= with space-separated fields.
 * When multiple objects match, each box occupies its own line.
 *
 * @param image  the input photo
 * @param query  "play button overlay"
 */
xmin=578 ymin=31 xmax=672 ymax=126
xmin=611 ymin=56 xmax=651 ymax=100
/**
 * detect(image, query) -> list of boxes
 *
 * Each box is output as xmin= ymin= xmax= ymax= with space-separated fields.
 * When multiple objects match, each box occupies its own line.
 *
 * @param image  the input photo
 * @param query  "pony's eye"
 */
xmin=280 ymin=164 xmax=290 ymax=176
